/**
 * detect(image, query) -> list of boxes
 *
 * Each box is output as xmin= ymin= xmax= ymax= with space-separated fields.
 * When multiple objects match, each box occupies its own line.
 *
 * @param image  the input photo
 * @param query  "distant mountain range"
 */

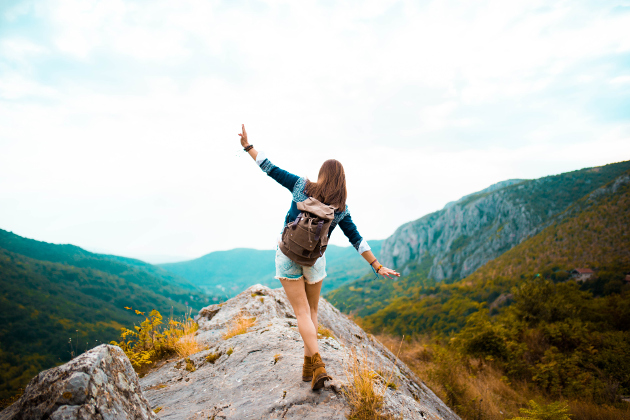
xmin=159 ymin=240 xmax=383 ymax=297
xmin=327 ymin=160 xmax=630 ymax=318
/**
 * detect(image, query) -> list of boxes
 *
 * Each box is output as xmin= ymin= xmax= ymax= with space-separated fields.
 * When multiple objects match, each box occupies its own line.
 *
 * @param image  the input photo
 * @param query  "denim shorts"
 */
xmin=274 ymin=247 xmax=327 ymax=285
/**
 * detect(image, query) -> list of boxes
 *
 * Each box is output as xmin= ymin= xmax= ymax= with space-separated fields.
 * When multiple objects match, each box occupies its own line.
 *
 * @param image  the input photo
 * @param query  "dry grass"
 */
xmin=173 ymin=316 xmax=207 ymax=357
xmin=222 ymin=313 xmax=256 ymax=340
xmin=173 ymin=316 xmax=205 ymax=358
xmin=317 ymin=324 xmax=335 ymax=340
xmin=343 ymin=348 xmax=394 ymax=420
xmin=568 ymin=401 xmax=630 ymax=420
xmin=274 ymin=353 xmax=281 ymax=364
xmin=375 ymin=334 xmax=630 ymax=420
xmin=377 ymin=334 xmax=533 ymax=419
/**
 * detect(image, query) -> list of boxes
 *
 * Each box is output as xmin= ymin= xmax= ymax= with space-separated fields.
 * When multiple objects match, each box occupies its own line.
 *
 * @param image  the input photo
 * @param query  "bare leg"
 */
xmin=280 ymin=278 xmax=319 ymax=357
xmin=305 ymin=280 xmax=323 ymax=347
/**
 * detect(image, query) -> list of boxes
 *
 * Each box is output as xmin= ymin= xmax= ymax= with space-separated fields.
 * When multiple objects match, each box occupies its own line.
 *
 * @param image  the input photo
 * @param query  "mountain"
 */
xmin=0 ymin=229 xmax=217 ymax=400
xmin=160 ymin=240 xmax=383 ymax=297
xmin=327 ymin=160 xmax=630 ymax=317
xmin=354 ymin=170 xmax=630 ymax=403
xmin=360 ymin=167 xmax=630 ymax=336
xmin=1 ymin=284 xmax=459 ymax=419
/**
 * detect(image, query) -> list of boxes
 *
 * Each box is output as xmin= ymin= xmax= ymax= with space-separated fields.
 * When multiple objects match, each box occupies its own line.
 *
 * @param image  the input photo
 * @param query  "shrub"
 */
xmin=511 ymin=400 xmax=571 ymax=420
xmin=111 ymin=307 xmax=201 ymax=372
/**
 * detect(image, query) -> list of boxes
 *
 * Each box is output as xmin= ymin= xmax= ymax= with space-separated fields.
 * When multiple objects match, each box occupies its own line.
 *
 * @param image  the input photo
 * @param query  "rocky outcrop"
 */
xmin=380 ymin=166 xmax=630 ymax=281
xmin=380 ymin=180 xmax=542 ymax=281
xmin=2 ymin=285 xmax=457 ymax=420
xmin=0 ymin=345 xmax=157 ymax=420
xmin=140 ymin=285 xmax=459 ymax=420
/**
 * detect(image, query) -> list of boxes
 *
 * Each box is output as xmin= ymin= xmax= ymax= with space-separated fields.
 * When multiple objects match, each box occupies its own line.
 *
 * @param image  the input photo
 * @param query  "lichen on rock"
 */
xmin=0 ymin=344 xmax=157 ymax=420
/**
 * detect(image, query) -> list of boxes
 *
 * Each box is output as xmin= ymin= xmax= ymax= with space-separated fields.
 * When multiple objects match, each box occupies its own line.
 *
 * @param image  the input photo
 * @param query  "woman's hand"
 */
xmin=238 ymin=124 xmax=249 ymax=147
xmin=378 ymin=266 xmax=400 ymax=279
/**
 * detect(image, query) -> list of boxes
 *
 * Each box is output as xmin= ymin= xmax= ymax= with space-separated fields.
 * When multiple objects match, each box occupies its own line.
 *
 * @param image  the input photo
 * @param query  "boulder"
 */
xmin=0 ymin=345 xmax=157 ymax=420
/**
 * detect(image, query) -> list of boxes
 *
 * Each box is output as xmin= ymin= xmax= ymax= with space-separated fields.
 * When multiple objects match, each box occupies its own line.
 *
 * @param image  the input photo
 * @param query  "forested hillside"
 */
xmin=361 ymin=170 xmax=630 ymax=336
xmin=160 ymin=240 xmax=382 ymax=296
xmin=328 ymin=160 xmax=630 ymax=317
xmin=0 ymin=230 xmax=215 ymax=400
xmin=349 ymin=169 xmax=630 ymax=407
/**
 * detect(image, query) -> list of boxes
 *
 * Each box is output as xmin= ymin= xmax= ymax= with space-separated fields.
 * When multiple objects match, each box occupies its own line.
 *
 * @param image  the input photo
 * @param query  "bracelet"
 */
xmin=369 ymin=259 xmax=377 ymax=267
xmin=375 ymin=264 xmax=383 ymax=272
xmin=244 ymin=144 xmax=254 ymax=152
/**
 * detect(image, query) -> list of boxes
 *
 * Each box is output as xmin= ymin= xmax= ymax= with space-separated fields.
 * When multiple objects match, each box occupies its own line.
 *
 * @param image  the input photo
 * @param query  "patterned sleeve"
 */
xmin=255 ymin=151 xmax=300 ymax=192
xmin=337 ymin=209 xmax=372 ymax=254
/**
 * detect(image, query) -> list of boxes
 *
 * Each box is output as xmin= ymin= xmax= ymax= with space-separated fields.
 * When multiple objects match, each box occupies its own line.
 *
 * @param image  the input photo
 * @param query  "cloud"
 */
xmin=0 ymin=0 xmax=629 ymax=259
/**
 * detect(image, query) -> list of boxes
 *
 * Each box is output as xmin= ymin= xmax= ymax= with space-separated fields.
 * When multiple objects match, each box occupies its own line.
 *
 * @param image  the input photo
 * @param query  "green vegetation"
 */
xmin=0 ymin=230 xmax=217 ymax=399
xmin=111 ymin=308 xmax=202 ymax=372
xmin=0 ymin=229 xmax=209 ymax=306
xmin=357 ymin=171 xmax=630 ymax=417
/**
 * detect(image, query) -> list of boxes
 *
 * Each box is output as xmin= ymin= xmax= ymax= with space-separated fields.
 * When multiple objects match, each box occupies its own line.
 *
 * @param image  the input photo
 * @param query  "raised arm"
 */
xmin=239 ymin=124 xmax=300 ymax=192
xmin=239 ymin=124 xmax=258 ymax=161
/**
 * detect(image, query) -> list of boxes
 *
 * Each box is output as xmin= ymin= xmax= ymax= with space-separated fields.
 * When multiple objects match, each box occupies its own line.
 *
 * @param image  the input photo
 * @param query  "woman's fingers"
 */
xmin=378 ymin=267 xmax=401 ymax=279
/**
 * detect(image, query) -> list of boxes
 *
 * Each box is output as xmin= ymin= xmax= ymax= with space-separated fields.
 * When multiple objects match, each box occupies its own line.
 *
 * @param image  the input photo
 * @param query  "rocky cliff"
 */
xmin=380 ymin=161 xmax=630 ymax=281
xmin=2 ymin=285 xmax=458 ymax=420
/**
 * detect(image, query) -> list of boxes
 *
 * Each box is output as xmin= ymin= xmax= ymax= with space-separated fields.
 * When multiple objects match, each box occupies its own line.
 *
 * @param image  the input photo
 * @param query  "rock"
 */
xmin=379 ymin=171 xmax=626 ymax=281
xmin=141 ymin=285 xmax=459 ymax=420
xmin=0 ymin=345 xmax=157 ymax=420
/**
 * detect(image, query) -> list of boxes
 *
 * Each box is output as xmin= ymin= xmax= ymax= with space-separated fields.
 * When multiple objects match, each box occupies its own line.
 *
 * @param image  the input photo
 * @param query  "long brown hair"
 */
xmin=305 ymin=159 xmax=347 ymax=212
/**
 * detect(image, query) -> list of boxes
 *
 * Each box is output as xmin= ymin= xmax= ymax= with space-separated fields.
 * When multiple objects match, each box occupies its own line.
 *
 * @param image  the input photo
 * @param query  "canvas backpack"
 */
xmin=279 ymin=197 xmax=336 ymax=266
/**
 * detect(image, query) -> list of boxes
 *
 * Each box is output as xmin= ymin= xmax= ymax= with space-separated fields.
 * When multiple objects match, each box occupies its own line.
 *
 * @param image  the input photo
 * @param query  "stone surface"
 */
xmin=0 ymin=345 xmax=157 ymax=420
xmin=140 ymin=285 xmax=459 ymax=420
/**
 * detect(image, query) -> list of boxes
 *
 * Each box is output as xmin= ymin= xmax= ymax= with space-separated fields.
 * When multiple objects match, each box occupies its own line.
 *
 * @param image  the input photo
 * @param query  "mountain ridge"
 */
xmin=327 ymin=160 xmax=630 ymax=317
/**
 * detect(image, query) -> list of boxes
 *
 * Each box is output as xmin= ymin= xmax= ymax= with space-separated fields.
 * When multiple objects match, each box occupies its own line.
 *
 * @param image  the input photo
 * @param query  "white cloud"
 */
xmin=0 ymin=0 xmax=629 ymax=259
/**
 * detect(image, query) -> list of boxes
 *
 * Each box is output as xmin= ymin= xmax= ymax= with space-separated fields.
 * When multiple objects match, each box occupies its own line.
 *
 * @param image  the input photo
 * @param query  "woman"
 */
xmin=238 ymin=124 xmax=400 ymax=390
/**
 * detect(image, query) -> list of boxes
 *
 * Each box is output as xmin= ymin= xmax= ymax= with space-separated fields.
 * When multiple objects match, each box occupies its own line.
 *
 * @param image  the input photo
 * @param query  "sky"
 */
xmin=1 ymin=0 xmax=629 ymax=263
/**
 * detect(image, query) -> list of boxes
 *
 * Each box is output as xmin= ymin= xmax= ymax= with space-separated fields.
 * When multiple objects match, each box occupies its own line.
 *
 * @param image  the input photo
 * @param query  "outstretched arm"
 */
xmin=361 ymin=250 xmax=400 ymax=279
xmin=338 ymin=212 xmax=401 ymax=280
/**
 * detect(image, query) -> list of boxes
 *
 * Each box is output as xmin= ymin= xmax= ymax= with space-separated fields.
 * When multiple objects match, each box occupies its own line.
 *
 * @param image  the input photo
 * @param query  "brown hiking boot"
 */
xmin=302 ymin=355 xmax=313 ymax=382
xmin=310 ymin=353 xmax=332 ymax=390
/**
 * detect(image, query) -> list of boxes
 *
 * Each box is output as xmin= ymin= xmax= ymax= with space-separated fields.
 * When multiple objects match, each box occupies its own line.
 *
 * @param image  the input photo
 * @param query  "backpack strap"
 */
xmin=314 ymin=220 xmax=324 ymax=241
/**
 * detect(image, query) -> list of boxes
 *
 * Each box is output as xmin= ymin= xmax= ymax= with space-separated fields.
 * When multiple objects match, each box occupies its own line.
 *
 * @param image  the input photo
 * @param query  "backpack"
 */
xmin=279 ymin=197 xmax=336 ymax=266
